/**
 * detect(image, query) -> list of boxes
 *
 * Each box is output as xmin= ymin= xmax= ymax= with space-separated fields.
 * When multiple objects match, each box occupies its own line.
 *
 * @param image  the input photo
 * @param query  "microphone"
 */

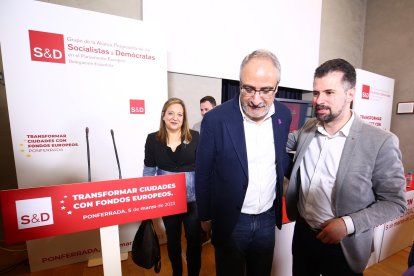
xmin=111 ymin=129 xmax=122 ymax=179
xmin=86 ymin=127 xmax=91 ymax=182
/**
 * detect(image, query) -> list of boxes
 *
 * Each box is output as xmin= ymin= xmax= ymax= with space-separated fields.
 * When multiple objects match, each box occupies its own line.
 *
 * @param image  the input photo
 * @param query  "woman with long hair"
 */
xmin=143 ymin=97 xmax=201 ymax=276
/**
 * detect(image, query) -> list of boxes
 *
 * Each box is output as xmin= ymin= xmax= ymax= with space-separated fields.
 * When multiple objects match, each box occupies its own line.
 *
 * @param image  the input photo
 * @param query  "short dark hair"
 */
xmin=200 ymin=96 xmax=216 ymax=107
xmin=314 ymin=58 xmax=356 ymax=91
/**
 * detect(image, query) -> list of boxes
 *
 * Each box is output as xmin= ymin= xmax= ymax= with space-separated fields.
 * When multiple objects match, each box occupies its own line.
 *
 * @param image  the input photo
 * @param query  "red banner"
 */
xmin=0 ymin=174 xmax=187 ymax=244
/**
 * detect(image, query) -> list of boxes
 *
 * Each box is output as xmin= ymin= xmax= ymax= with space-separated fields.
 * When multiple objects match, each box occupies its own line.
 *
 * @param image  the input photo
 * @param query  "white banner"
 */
xmin=0 ymin=0 xmax=167 ymax=271
xmin=379 ymin=190 xmax=414 ymax=261
xmin=354 ymin=69 xmax=395 ymax=131
xmin=143 ymin=0 xmax=322 ymax=90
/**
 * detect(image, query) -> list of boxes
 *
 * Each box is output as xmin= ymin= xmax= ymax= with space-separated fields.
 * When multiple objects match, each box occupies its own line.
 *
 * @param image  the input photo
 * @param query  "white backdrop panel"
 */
xmin=0 ymin=0 xmax=167 ymax=271
xmin=354 ymin=69 xmax=395 ymax=131
xmin=143 ymin=0 xmax=322 ymax=91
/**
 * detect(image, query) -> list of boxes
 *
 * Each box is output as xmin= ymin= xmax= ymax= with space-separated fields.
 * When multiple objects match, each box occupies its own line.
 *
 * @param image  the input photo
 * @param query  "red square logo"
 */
xmin=29 ymin=30 xmax=66 ymax=64
xmin=130 ymin=100 xmax=145 ymax=114
xmin=362 ymin=84 xmax=370 ymax=99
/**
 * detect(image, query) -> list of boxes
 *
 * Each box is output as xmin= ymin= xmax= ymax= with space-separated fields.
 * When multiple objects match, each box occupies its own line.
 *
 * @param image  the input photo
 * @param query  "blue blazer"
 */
xmin=195 ymin=94 xmax=292 ymax=245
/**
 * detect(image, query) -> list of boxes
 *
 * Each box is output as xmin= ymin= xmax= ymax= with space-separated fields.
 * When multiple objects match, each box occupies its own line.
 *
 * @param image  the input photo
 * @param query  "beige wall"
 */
xmin=168 ymin=73 xmax=221 ymax=129
xmin=319 ymin=0 xmax=367 ymax=67
xmin=363 ymin=0 xmax=414 ymax=172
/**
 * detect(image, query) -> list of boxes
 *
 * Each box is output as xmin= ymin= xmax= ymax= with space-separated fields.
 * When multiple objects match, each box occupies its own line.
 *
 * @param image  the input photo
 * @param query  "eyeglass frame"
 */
xmin=239 ymin=82 xmax=279 ymax=98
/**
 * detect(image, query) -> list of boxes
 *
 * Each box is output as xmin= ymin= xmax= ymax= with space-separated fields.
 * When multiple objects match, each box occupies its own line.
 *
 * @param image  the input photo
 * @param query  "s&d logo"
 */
xmin=362 ymin=84 xmax=370 ymax=100
xmin=29 ymin=30 xmax=66 ymax=64
xmin=130 ymin=99 xmax=145 ymax=114
xmin=15 ymin=197 xmax=54 ymax=229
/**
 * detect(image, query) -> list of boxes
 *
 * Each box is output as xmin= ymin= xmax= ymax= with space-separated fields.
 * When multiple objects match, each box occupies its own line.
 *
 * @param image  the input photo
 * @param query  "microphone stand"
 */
xmin=110 ymin=129 xmax=122 ymax=180
xmin=86 ymin=127 xmax=91 ymax=182
xmin=86 ymin=128 xmax=127 ymax=270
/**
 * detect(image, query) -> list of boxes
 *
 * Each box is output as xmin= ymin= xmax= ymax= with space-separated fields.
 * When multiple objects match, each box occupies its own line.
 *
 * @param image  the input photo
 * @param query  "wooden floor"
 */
xmin=365 ymin=246 xmax=411 ymax=276
xmin=0 ymin=241 xmax=215 ymax=276
xmin=0 ymin=241 xmax=411 ymax=275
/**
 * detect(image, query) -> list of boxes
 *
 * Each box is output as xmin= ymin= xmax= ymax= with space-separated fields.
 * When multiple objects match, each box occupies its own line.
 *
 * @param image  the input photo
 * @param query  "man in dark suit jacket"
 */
xmin=195 ymin=49 xmax=292 ymax=276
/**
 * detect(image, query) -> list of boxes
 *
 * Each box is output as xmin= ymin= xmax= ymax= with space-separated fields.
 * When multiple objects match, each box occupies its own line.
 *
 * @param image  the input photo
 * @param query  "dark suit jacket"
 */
xmin=195 ymin=94 xmax=292 ymax=245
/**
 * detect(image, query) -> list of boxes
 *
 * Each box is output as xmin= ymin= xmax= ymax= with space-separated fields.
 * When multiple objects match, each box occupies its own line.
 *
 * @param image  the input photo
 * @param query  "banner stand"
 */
xmin=96 ymin=225 xmax=122 ymax=275
xmin=0 ymin=174 xmax=186 ymax=272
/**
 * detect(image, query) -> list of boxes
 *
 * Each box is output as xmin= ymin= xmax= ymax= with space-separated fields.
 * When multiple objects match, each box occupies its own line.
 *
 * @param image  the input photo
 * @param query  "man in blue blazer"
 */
xmin=285 ymin=58 xmax=406 ymax=275
xmin=195 ymin=49 xmax=292 ymax=276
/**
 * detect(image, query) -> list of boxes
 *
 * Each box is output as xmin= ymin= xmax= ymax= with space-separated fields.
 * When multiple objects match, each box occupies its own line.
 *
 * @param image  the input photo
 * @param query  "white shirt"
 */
xmin=298 ymin=112 xmax=355 ymax=234
xmin=239 ymin=99 xmax=277 ymax=214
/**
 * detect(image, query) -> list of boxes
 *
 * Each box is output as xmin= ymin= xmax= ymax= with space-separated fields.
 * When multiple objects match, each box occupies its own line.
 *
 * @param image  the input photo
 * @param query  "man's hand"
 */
xmin=201 ymin=220 xmax=212 ymax=240
xmin=316 ymin=218 xmax=347 ymax=244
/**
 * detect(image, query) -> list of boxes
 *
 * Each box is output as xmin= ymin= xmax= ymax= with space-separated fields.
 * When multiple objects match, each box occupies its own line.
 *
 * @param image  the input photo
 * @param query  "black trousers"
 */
xmin=162 ymin=202 xmax=202 ymax=276
xmin=292 ymin=217 xmax=363 ymax=276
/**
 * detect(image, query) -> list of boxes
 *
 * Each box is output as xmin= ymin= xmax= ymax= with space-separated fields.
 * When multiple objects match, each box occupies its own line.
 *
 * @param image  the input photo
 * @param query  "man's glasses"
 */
xmin=240 ymin=84 xmax=277 ymax=98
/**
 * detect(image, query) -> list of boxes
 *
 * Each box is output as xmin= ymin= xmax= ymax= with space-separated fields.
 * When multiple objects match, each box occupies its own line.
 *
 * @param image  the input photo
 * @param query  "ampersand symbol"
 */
xmin=31 ymin=214 xmax=40 ymax=223
xmin=43 ymin=48 xmax=52 ymax=58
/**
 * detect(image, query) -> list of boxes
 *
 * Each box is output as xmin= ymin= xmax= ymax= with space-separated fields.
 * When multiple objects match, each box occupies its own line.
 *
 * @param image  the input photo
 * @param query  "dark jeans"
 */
xmin=292 ymin=217 xmax=363 ymax=276
xmin=162 ymin=202 xmax=202 ymax=276
xmin=215 ymin=207 xmax=276 ymax=276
